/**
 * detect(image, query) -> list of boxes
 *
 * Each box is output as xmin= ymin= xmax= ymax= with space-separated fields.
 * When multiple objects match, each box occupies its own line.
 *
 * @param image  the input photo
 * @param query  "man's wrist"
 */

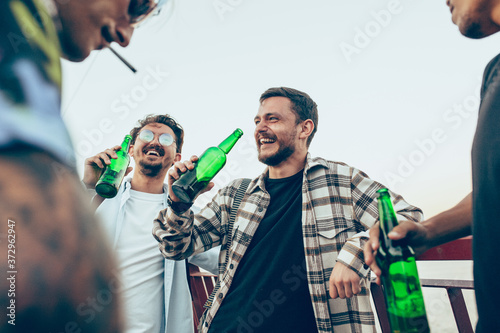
xmin=167 ymin=195 xmax=192 ymax=214
xmin=81 ymin=179 xmax=94 ymax=190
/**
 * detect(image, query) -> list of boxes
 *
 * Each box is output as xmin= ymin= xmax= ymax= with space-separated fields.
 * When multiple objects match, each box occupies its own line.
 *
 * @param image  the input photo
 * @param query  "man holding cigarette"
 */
xmin=0 ymin=0 xmax=167 ymax=331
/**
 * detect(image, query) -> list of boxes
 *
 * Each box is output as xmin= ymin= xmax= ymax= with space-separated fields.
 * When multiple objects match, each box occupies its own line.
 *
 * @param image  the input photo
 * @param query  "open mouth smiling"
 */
xmin=144 ymin=147 xmax=164 ymax=157
xmin=259 ymin=137 xmax=276 ymax=145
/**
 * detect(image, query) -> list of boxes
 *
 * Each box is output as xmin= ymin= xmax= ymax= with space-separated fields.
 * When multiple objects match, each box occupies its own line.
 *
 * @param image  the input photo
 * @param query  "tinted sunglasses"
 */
xmin=138 ymin=129 xmax=175 ymax=146
xmin=128 ymin=0 xmax=167 ymax=26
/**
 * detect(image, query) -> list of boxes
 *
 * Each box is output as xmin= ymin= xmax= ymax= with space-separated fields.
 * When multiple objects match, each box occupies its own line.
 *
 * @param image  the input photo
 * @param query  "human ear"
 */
xmin=299 ymin=119 xmax=314 ymax=140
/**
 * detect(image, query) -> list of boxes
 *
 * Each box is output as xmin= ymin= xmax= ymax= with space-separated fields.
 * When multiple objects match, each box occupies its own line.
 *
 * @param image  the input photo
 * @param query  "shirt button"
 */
xmin=258 ymin=206 xmax=263 ymax=212
xmin=229 ymin=264 xmax=234 ymax=269
xmin=205 ymin=322 xmax=209 ymax=327
xmin=218 ymin=293 xmax=224 ymax=299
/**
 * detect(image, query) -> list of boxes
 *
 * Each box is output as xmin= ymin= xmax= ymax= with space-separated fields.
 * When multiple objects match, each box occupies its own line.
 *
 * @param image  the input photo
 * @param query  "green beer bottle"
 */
xmin=171 ymin=128 xmax=243 ymax=203
xmin=375 ymin=188 xmax=430 ymax=333
xmin=95 ymin=135 xmax=132 ymax=198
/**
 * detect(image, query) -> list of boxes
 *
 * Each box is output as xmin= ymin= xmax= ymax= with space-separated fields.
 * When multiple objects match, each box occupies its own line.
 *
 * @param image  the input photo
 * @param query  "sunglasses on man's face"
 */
xmin=128 ymin=0 xmax=166 ymax=26
xmin=138 ymin=129 xmax=175 ymax=147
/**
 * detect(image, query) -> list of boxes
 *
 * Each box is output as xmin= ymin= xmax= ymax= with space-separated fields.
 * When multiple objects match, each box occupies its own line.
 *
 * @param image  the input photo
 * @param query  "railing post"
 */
xmin=370 ymin=282 xmax=392 ymax=333
xmin=447 ymin=287 xmax=474 ymax=333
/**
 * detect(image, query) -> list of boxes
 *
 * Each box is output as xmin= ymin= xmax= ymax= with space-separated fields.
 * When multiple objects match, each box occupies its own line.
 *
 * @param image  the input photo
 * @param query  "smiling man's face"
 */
xmin=130 ymin=123 xmax=179 ymax=177
xmin=254 ymin=97 xmax=302 ymax=167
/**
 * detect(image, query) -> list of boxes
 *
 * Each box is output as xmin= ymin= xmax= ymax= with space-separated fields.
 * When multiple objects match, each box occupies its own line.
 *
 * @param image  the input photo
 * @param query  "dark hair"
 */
xmin=129 ymin=114 xmax=184 ymax=153
xmin=259 ymin=87 xmax=318 ymax=147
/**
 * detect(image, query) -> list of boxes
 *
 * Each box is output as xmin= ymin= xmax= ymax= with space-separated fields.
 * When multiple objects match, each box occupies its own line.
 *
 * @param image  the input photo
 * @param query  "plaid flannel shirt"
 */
xmin=153 ymin=154 xmax=423 ymax=332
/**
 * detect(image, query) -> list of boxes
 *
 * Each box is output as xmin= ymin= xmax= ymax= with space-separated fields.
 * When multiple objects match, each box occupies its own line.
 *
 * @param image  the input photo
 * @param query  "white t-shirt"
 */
xmin=115 ymin=190 xmax=166 ymax=333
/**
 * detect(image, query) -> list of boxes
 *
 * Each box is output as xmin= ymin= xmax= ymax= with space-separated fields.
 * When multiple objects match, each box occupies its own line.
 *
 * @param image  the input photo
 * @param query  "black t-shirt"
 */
xmin=208 ymin=170 xmax=317 ymax=333
xmin=471 ymin=53 xmax=500 ymax=333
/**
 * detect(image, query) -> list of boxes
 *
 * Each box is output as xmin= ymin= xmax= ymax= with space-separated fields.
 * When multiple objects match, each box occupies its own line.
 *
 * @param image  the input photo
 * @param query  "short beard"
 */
xmin=462 ymin=21 xmax=488 ymax=39
xmin=138 ymin=161 xmax=164 ymax=177
xmin=258 ymin=145 xmax=294 ymax=166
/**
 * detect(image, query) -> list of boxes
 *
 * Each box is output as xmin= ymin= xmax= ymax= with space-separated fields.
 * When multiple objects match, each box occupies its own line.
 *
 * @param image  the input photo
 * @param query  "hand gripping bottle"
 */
xmin=171 ymin=129 xmax=243 ymax=203
xmin=375 ymin=188 xmax=430 ymax=333
xmin=95 ymin=135 xmax=132 ymax=198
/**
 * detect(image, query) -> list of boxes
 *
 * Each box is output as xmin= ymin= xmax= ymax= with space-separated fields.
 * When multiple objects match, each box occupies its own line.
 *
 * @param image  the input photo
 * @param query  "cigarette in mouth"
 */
xmin=107 ymin=45 xmax=137 ymax=73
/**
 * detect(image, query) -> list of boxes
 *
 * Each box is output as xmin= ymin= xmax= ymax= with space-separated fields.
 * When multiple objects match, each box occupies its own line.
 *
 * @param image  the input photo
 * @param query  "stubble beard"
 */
xmin=456 ymin=3 xmax=496 ymax=39
xmin=461 ymin=20 xmax=488 ymax=38
xmin=257 ymin=130 xmax=297 ymax=167
xmin=138 ymin=161 xmax=163 ymax=177
xmin=258 ymin=145 xmax=295 ymax=166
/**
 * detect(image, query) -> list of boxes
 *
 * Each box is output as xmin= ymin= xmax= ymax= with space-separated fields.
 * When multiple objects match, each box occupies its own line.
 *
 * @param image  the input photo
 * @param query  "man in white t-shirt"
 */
xmin=83 ymin=114 xmax=219 ymax=333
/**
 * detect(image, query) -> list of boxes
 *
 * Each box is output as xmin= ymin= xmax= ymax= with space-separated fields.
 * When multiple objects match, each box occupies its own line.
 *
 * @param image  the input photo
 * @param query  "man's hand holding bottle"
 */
xmin=363 ymin=221 xmax=432 ymax=285
xmin=82 ymin=145 xmax=133 ymax=189
xmin=167 ymin=155 xmax=215 ymax=203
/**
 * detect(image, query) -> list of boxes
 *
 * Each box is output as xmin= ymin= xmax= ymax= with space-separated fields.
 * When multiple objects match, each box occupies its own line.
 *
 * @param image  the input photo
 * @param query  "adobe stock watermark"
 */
xmin=6 ymin=219 xmax=17 ymax=326
xmin=339 ymin=0 xmax=405 ymax=64
xmin=423 ymin=285 xmax=475 ymax=331
xmin=75 ymin=65 xmax=170 ymax=159
xmin=52 ymin=65 xmax=170 ymax=180
xmin=384 ymin=82 xmax=481 ymax=190
xmin=235 ymin=260 xmax=308 ymax=333
xmin=212 ymin=0 xmax=245 ymax=21
xmin=53 ymin=269 xmax=121 ymax=333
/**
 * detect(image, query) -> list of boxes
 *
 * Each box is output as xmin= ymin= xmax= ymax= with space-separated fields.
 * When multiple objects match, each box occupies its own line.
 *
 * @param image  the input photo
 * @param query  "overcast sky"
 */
xmin=61 ymin=0 xmax=500 ymax=218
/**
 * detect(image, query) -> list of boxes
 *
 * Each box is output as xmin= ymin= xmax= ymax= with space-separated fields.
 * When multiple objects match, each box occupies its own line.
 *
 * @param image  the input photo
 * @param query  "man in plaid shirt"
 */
xmin=153 ymin=87 xmax=423 ymax=332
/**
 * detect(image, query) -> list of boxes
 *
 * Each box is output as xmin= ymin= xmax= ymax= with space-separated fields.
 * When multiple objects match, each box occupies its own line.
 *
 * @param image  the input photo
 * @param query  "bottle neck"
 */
xmin=121 ymin=135 xmax=132 ymax=152
xmin=378 ymin=193 xmax=399 ymax=233
xmin=218 ymin=130 xmax=242 ymax=154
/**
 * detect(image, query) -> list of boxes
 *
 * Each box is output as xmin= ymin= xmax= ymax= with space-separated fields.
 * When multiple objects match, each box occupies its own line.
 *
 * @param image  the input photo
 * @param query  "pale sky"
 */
xmin=62 ymin=0 xmax=500 ymax=218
